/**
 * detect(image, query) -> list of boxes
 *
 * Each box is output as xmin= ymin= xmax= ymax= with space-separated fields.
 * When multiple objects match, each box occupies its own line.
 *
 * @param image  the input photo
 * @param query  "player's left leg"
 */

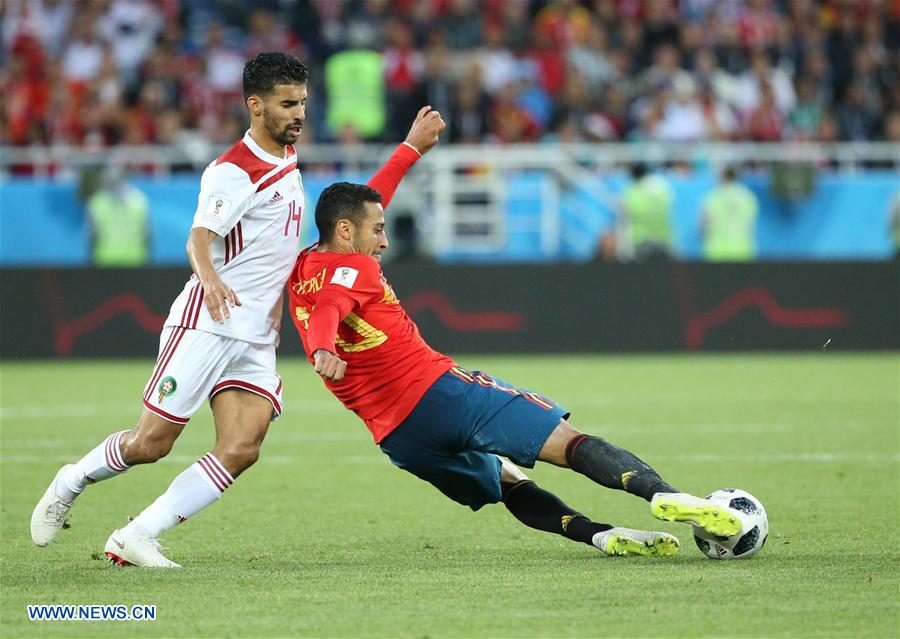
xmin=538 ymin=420 xmax=679 ymax=502
xmin=119 ymin=390 xmax=273 ymax=538
xmin=539 ymin=422 xmax=741 ymax=537
xmin=109 ymin=342 xmax=282 ymax=567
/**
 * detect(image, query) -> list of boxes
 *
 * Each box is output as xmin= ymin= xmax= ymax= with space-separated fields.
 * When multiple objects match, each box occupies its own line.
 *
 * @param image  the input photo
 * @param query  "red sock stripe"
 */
xmin=204 ymin=453 xmax=234 ymax=486
xmin=111 ymin=431 xmax=127 ymax=470
xmin=144 ymin=327 xmax=186 ymax=401
xmin=197 ymin=454 xmax=232 ymax=492
xmin=104 ymin=433 xmax=127 ymax=472
xmin=196 ymin=456 xmax=227 ymax=491
xmin=564 ymin=434 xmax=590 ymax=467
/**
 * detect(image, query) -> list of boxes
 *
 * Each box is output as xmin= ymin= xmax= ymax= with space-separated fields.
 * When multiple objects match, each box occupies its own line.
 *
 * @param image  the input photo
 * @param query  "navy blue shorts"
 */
xmin=379 ymin=367 xmax=568 ymax=511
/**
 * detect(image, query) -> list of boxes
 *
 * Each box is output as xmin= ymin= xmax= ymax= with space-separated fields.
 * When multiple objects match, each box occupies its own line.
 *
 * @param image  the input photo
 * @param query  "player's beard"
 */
xmin=263 ymin=109 xmax=301 ymax=147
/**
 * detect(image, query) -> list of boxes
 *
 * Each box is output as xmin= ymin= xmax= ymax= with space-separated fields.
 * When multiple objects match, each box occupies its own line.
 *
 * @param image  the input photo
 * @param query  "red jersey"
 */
xmin=289 ymin=248 xmax=455 ymax=442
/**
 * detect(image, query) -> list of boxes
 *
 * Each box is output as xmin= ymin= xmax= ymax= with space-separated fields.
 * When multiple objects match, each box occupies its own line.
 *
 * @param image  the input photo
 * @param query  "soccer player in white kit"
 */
xmin=29 ymin=53 xmax=310 ymax=567
xmin=31 ymin=54 xmax=446 ymax=567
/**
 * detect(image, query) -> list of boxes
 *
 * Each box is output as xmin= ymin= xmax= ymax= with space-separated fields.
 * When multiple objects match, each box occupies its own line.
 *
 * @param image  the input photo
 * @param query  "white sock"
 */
xmin=123 ymin=453 xmax=234 ymax=538
xmin=55 ymin=431 xmax=130 ymax=501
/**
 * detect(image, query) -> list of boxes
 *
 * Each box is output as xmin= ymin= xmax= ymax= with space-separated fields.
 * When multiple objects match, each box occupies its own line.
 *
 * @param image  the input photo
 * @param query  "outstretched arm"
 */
xmin=306 ymin=288 xmax=357 ymax=382
xmin=367 ymin=106 xmax=446 ymax=208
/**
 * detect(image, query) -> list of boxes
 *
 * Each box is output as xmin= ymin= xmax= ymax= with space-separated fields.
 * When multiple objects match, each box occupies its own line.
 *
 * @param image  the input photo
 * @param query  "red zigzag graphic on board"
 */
xmin=42 ymin=276 xmax=525 ymax=356
xmin=42 ymin=273 xmax=167 ymax=356
xmin=683 ymin=286 xmax=850 ymax=349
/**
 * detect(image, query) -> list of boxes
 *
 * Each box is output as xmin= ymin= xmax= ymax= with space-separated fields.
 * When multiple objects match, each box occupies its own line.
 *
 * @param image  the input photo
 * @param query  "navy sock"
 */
xmin=565 ymin=435 xmax=678 ymax=502
xmin=502 ymin=480 xmax=612 ymax=546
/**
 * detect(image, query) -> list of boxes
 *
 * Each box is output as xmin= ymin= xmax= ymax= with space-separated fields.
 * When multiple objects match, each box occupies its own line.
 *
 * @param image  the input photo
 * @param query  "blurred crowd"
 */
xmin=2 ymin=0 xmax=899 ymax=151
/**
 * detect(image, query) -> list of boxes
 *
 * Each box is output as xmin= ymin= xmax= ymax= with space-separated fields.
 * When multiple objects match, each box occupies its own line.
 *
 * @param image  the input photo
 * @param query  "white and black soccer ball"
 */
xmin=693 ymin=488 xmax=768 ymax=560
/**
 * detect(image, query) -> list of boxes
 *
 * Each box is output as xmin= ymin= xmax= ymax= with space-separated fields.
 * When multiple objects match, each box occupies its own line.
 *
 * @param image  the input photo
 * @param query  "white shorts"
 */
xmin=141 ymin=326 xmax=283 ymax=425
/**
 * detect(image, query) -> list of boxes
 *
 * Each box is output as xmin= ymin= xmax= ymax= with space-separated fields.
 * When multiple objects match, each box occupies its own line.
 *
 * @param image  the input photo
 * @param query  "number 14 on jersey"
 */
xmin=283 ymin=201 xmax=302 ymax=237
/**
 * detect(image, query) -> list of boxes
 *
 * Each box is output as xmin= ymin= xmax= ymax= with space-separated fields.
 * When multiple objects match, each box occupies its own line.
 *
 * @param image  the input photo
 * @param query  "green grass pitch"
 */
xmin=1 ymin=354 xmax=898 ymax=638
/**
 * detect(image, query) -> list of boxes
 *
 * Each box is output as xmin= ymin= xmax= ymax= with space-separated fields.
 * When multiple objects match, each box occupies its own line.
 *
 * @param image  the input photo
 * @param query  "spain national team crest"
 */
xmin=158 ymin=376 xmax=177 ymax=404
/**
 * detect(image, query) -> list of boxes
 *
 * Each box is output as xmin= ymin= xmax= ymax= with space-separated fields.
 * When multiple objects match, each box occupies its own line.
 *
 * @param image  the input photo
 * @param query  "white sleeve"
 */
xmin=192 ymin=162 xmax=257 ymax=236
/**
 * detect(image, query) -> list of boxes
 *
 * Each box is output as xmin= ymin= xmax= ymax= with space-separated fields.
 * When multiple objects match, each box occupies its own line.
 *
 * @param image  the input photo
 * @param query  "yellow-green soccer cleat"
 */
xmin=592 ymin=528 xmax=680 ymax=557
xmin=651 ymin=492 xmax=743 ymax=538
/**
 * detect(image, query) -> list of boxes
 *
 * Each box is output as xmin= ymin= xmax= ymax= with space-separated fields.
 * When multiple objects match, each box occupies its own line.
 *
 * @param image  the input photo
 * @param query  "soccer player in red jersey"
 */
xmin=288 ymin=116 xmax=744 ymax=557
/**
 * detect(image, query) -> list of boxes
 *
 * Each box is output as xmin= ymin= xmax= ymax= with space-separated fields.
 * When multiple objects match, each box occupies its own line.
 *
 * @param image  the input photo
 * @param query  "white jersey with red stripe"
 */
xmin=163 ymin=130 xmax=304 ymax=345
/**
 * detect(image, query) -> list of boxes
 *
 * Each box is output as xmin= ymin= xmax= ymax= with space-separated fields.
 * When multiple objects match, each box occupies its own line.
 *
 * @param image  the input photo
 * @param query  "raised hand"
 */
xmin=404 ymin=106 xmax=446 ymax=155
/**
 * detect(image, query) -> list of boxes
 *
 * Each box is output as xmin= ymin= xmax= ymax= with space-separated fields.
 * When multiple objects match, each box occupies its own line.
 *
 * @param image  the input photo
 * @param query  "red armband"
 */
xmin=367 ymin=143 xmax=421 ymax=209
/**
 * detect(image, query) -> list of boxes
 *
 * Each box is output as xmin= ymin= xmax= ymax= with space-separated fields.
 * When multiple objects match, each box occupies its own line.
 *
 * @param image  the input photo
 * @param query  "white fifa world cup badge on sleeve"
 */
xmin=204 ymin=196 xmax=231 ymax=223
xmin=330 ymin=267 xmax=359 ymax=288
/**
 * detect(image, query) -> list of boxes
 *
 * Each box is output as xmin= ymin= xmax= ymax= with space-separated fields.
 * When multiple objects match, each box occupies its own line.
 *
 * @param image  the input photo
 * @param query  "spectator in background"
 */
xmin=443 ymin=0 xmax=483 ymax=50
xmin=700 ymin=166 xmax=758 ymax=262
xmin=736 ymin=0 xmax=780 ymax=50
xmin=567 ymin=20 xmax=615 ymax=98
xmin=203 ymin=22 xmax=244 ymax=99
xmin=412 ymin=45 xmax=455 ymax=133
xmin=243 ymin=8 xmax=303 ymax=60
xmin=488 ymin=82 xmax=538 ymax=144
xmin=618 ymin=163 xmax=675 ymax=261
xmin=0 ymin=0 xmax=895 ymax=156
xmin=98 ymin=0 xmax=163 ymax=83
xmin=656 ymin=75 xmax=706 ymax=142
xmin=449 ymin=80 xmax=489 ymax=143
xmin=341 ymin=0 xmax=388 ymax=50
xmin=477 ymin=21 xmax=517 ymax=95
xmin=733 ymin=49 xmax=795 ymax=119
xmin=837 ymin=81 xmax=879 ymax=141
xmin=699 ymin=81 xmax=740 ymax=141
xmin=62 ymin=15 xmax=105 ymax=85
xmin=87 ymin=166 xmax=150 ymax=267
xmin=745 ymin=80 xmax=784 ymax=141
xmin=384 ymin=19 xmax=426 ymax=140
xmin=788 ymin=76 xmax=824 ymax=141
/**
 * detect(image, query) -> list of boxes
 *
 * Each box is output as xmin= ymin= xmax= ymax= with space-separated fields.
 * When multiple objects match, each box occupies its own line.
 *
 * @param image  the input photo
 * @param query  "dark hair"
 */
xmin=315 ymin=182 xmax=383 ymax=242
xmin=242 ymin=52 xmax=308 ymax=100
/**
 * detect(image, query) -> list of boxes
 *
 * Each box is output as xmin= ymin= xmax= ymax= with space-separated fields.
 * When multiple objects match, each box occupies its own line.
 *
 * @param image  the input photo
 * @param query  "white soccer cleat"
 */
xmin=592 ymin=527 xmax=680 ymax=557
xmin=104 ymin=528 xmax=181 ymax=568
xmin=651 ymin=492 xmax=743 ymax=538
xmin=30 ymin=465 xmax=79 ymax=546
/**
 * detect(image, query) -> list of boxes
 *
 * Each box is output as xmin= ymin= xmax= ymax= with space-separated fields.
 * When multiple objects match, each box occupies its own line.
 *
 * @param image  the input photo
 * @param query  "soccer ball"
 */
xmin=693 ymin=488 xmax=768 ymax=560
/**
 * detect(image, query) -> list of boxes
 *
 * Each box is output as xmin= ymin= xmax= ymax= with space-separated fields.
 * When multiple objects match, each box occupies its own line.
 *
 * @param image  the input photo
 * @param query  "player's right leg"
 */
xmin=30 ymin=409 xmax=183 ymax=547
xmin=499 ymin=460 xmax=679 ymax=557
